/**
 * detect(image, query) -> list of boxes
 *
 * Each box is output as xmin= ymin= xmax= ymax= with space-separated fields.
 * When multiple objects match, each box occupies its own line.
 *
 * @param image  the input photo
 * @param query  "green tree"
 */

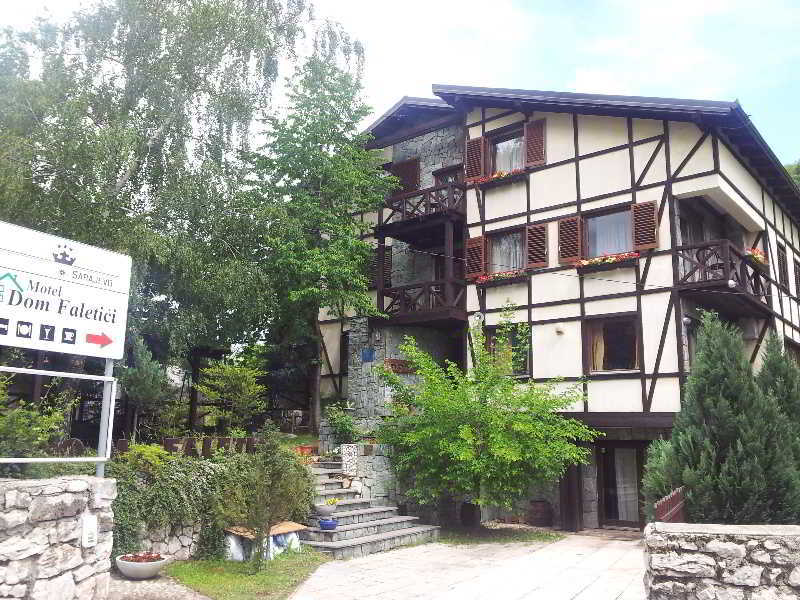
xmin=377 ymin=317 xmax=599 ymax=509
xmin=668 ymin=312 xmax=800 ymax=523
xmin=786 ymin=160 xmax=800 ymax=187
xmin=219 ymin=425 xmax=314 ymax=572
xmin=194 ymin=362 xmax=266 ymax=433
xmin=246 ymin=56 xmax=396 ymax=431
xmin=119 ymin=336 xmax=168 ymax=440
xmin=756 ymin=333 xmax=800 ymax=460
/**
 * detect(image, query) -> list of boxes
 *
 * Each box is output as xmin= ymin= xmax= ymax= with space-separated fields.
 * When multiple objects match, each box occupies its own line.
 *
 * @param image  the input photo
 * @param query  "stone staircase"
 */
xmin=300 ymin=455 xmax=439 ymax=559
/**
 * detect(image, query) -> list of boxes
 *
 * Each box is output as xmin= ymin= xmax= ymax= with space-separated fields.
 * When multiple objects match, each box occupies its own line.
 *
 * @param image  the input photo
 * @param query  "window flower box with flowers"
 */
xmin=745 ymin=247 xmax=768 ymax=269
xmin=575 ymin=251 xmax=639 ymax=274
xmin=474 ymin=270 xmax=528 ymax=288
xmin=473 ymin=169 xmax=527 ymax=190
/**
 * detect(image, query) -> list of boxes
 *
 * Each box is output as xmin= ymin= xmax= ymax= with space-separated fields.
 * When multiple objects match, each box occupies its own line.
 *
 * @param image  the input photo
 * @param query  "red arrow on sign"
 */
xmin=86 ymin=333 xmax=113 ymax=348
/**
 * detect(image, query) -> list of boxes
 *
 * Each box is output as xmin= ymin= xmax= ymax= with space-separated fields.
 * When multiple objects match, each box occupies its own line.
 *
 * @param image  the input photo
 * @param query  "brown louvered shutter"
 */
xmin=367 ymin=247 xmax=378 ymax=289
xmin=465 ymin=236 xmax=485 ymax=279
xmin=631 ymin=200 xmax=659 ymax=251
xmin=382 ymin=245 xmax=392 ymax=288
xmin=524 ymin=119 xmax=546 ymax=167
xmin=526 ymin=223 xmax=548 ymax=268
xmin=465 ymin=137 xmax=487 ymax=181
xmin=558 ymin=217 xmax=582 ymax=264
xmin=391 ymin=158 xmax=420 ymax=193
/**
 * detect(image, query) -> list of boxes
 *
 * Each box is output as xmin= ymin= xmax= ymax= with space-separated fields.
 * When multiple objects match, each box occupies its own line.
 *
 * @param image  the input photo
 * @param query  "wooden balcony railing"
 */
xmin=380 ymin=183 xmax=466 ymax=227
xmin=380 ymin=279 xmax=466 ymax=318
xmin=676 ymin=240 xmax=768 ymax=306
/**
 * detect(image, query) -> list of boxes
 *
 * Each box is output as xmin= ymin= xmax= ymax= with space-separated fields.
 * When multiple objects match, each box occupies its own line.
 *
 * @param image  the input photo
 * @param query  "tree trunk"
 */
xmin=189 ymin=354 xmax=200 ymax=432
xmin=310 ymin=316 xmax=322 ymax=435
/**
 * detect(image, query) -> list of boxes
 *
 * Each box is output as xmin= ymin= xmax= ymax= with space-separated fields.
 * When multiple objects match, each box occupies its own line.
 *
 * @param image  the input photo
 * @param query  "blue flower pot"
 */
xmin=318 ymin=518 xmax=338 ymax=531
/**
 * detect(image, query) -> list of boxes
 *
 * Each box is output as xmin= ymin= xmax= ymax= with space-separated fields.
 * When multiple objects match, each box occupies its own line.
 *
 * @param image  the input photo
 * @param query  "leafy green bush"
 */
xmin=195 ymin=362 xmax=266 ymax=434
xmin=0 ymin=375 xmax=78 ymax=478
xmin=110 ymin=428 xmax=314 ymax=565
xmin=324 ymin=405 xmax=360 ymax=444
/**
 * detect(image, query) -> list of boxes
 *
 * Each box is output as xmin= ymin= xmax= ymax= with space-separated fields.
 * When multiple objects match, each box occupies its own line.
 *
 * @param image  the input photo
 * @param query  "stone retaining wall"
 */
xmin=138 ymin=523 xmax=201 ymax=561
xmin=645 ymin=521 xmax=800 ymax=599
xmin=0 ymin=476 xmax=116 ymax=600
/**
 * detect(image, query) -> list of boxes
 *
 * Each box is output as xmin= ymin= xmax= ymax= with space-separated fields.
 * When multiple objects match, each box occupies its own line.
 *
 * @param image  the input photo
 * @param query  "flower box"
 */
xmin=575 ymin=252 xmax=639 ymax=274
xmin=473 ymin=169 xmax=527 ymax=190
xmin=745 ymin=248 xmax=768 ymax=270
xmin=474 ymin=271 xmax=528 ymax=288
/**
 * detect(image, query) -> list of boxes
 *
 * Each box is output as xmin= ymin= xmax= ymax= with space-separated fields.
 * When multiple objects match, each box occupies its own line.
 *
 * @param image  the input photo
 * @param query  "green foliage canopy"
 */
xmin=378 ymin=317 xmax=599 ymax=509
xmin=195 ymin=361 xmax=266 ymax=432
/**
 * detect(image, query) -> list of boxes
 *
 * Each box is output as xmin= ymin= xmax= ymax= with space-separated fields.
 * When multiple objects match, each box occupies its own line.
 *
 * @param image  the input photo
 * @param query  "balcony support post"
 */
xmin=377 ymin=234 xmax=386 ymax=313
xmin=445 ymin=219 xmax=455 ymax=306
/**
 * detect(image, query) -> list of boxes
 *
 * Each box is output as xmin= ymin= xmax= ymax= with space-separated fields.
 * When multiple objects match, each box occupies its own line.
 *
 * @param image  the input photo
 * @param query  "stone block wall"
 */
xmin=392 ymin=125 xmax=463 ymax=190
xmin=354 ymin=444 xmax=395 ymax=506
xmin=138 ymin=523 xmax=201 ymax=561
xmin=0 ymin=476 xmax=116 ymax=600
xmin=645 ymin=521 xmax=800 ymax=599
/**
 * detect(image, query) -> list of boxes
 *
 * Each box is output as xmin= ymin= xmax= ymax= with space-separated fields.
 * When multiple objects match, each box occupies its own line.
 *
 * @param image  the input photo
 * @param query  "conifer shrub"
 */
xmin=649 ymin=312 xmax=800 ymax=524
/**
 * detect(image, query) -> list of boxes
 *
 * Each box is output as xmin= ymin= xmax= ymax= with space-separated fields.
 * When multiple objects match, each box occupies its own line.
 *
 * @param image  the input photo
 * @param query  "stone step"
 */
xmin=301 ymin=525 xmax=441 ymax=560
xmin=313 ymin=498 xmax=370 ymax=513
xmin=316 ymin=479 xmax=344 ymax=491
xmin=302 ymin=516 xmax=421 ymax=542
xmin=310 ymin=468 xmax=343 ymax=476
xmin=307 ymin=506 xmax=400 ymax=527
xmin=314 ymin=461 xmax=342 ymax=470
xmin=314 ymin=488 xmax=360 ymax=503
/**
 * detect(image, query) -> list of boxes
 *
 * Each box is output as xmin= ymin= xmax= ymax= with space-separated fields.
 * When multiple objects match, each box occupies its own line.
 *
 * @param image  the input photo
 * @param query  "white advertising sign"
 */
xmin=0 ymin=221 xmax=132 ymax=360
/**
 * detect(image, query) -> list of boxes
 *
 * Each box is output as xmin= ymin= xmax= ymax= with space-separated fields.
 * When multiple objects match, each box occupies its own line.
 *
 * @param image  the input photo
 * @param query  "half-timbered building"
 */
xmin=317 ymin=85 xmax=800 ymax=530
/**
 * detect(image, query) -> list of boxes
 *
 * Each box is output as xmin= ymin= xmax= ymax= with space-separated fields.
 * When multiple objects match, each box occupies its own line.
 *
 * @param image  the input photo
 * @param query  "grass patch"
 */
xmin=166 ymin=548 xmax=329 ymax=600
xmin=439 ymin=526 xmax=563 ymax=545
xmin=277 ymin=433 xmax=319 ymax=449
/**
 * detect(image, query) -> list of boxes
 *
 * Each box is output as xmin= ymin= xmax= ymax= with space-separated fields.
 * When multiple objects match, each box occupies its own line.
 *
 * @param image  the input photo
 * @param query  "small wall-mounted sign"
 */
xmin=384 ymin=358 xmax=415 ymax=374
xmin=361 ymin=347 xmax=376 ymax=363
xmin=82 ymin=513 xmax=98 ymax=548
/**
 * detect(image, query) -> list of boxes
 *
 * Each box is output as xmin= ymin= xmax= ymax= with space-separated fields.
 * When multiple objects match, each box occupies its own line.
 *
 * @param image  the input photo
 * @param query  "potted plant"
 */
xmin=318 ymin=517 xmax=338 ymax=531
xmin=315 ymin=496 xmax=339 ymax=517
xmin=115 ymin=552 xmax=170 ymax=580
xmin=294 ymin=445 xmax=314 ymax=456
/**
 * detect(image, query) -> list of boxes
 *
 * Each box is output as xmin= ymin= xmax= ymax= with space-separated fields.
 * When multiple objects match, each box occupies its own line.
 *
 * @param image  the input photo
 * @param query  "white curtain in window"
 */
xmin=490 ymin=232 xmax=523 ymax=273
xmin=588 ymin=211 xmax=631 ymax=257
xmin=494 ymin=137 xmax=524 ymax=173
xmin=614 ymin=448 xmax=639 ymax=522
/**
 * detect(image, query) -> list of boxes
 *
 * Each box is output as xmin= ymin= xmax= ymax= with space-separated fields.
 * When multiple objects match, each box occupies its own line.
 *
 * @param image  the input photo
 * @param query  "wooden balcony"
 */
xmin=376 ymin=279 xmax=467 ymax=327
xmin=676 ymin=240 xmax=771 ymax=317
xmin=377 ymin=183 xmax=466 ymax=247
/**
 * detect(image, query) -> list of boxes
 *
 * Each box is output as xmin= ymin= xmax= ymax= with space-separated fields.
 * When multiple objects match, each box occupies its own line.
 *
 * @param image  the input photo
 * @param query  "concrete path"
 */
xmin=109 ymin=572 xmax=211 ymax=600
xmin=291 ymin=533 xmax=645 ymax=600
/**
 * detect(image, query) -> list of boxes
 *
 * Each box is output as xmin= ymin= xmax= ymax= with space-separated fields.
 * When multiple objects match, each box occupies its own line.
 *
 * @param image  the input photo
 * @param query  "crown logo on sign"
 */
xmin=53 ymin=245 xmax=76 ymax=266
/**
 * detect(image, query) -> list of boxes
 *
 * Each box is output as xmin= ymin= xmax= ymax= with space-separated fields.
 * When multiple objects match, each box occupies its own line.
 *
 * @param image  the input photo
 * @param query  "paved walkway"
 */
xmin=291 ymin=533 xmax=645 ymax=600
xmin=109 ymin=572 xmax=211 ymax=600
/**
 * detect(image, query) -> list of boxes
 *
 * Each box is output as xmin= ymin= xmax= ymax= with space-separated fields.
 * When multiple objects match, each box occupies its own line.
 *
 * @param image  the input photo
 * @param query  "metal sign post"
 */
xmin=0 ymin=221 xmax=132 ymax=474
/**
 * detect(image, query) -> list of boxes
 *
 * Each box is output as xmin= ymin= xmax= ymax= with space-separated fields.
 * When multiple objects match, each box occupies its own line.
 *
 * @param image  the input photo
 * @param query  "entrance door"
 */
xmin=598 ymin=444 xmax=644 ymax=528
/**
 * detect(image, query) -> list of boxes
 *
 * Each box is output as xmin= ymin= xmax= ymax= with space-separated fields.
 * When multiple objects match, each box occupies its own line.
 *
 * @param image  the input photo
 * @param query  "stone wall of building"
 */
xmin=645 ymin=521 xmax=800 ymax=599
xmin=392 ymin=125 xmax=464 ymax=189
xmin=0 ymin=476 xmax=116 ymax=600
xmin=138 ymin=523 xmax=201 ymax=561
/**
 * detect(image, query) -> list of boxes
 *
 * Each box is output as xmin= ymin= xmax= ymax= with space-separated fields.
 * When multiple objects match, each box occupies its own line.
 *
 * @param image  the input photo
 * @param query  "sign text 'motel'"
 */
xmin=0 ymin=221 xmax=132 ymax=360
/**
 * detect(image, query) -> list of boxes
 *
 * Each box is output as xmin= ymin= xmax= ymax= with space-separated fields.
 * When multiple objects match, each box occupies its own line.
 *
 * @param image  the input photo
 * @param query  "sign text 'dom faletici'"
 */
xmin=0 ymin=221 xmax=132 ymax=360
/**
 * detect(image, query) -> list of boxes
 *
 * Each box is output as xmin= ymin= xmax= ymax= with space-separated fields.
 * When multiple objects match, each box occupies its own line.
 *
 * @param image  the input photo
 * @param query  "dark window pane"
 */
xmin=588 ymin=317 xmax=638 ymax=371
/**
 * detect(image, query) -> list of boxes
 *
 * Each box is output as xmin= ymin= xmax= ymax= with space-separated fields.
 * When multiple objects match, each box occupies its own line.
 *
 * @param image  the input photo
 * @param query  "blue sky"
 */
xmin=6 ymin=0 xmax=800 ymax=163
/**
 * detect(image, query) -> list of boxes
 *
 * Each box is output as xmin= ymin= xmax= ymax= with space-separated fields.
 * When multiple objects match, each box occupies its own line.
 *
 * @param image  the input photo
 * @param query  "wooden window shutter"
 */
xmin=465 ymin=236 xmax=486 ymax=279
xmin=526 ymin=223 xmax=548 ymax=269
xmin=367 ymin=247 xmax=378 ymax=289
xmin=524 ymin=119 xmax=546 ymax=167
xmin=631 ymin=200 xmax=659 ymax=251
xmin=391 ymin=158 xmax=420 ymax=193
xmin=382 ymin=245 xmax=392 ymax=288
xmin=558 ymin=217 xmax=582 ymax=264
xmin=465 ymin=137 xmax=487 ymax=181
xmin=778 ymin=244 xmax=789 ymax=288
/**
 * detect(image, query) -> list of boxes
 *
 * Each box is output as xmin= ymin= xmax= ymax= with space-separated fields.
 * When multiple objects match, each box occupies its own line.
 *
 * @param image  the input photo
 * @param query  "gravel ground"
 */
xmin=109 ymin=572 xmax=211 ymax=600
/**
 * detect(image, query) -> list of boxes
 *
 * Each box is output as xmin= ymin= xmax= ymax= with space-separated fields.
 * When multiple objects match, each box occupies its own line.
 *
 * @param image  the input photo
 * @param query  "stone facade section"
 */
xmin=0 ymin=476 xmax=115 ymax=600
xmin=137 ymin=523 xmax=201 ymax=561
xmin=645 ymin=521 xmax=800 ymax=599
xmin=392 ymin=125 xmax=463 ymax=190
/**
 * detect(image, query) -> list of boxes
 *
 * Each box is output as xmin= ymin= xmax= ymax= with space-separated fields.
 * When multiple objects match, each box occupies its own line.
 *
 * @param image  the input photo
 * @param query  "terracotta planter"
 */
xmin=115 ymin=555 xmax=170 ymax=580
xmin=294 ymin=445 xmax=314 ymax=456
